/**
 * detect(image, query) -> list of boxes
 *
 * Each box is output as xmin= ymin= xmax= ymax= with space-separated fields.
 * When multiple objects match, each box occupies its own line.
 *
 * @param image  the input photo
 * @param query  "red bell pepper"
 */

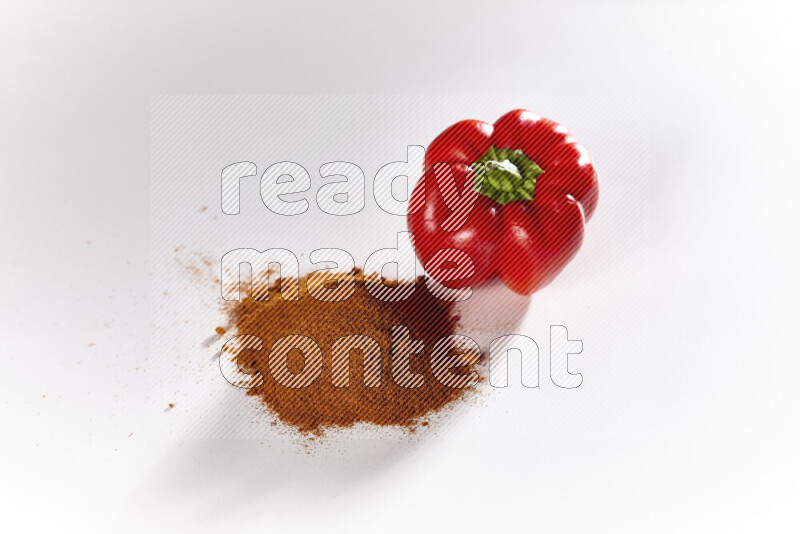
xmin=407 ymin=109 xmax=598 ymax=295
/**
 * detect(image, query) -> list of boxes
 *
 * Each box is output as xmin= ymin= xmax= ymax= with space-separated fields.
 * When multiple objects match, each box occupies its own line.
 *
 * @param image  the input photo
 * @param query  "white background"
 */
xmin=2 ymin=1 xmax=799 ymax=533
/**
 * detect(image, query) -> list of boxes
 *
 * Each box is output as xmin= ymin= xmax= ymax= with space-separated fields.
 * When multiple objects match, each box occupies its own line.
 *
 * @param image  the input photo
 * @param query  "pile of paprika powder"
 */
xmin=220 ymin=270 xmax=480 ymax=435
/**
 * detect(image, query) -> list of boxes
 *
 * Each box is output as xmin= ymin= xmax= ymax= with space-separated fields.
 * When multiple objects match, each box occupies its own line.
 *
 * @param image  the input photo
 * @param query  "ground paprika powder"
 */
xmin=219 ymin=269 xmax=481 ymax=435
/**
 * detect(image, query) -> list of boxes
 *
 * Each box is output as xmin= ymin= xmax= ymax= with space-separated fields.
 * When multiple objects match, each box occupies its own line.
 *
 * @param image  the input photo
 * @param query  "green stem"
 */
xmin=472 ymin=146 xmax=544 ymax=205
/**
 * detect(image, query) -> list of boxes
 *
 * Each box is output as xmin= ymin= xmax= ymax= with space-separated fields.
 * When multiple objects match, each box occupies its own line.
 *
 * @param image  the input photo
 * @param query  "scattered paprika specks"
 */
xmin=215 ymin=326 xmax=226 ymax=336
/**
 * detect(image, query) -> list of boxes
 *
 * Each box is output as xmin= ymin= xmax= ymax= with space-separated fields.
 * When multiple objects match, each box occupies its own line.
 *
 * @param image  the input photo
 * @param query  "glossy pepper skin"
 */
xmin=407 ymin=109 xmax=598 ymax=295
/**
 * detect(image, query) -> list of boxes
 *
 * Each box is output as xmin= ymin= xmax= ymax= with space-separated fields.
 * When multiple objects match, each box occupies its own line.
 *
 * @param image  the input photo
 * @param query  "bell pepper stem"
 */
xmin=472 ymin=146 xmax=544 ymax=205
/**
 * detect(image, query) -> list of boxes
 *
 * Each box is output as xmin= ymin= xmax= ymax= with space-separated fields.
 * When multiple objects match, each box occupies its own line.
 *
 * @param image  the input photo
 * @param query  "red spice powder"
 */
xmin=221 ymin=270 xmax=480 ymax=434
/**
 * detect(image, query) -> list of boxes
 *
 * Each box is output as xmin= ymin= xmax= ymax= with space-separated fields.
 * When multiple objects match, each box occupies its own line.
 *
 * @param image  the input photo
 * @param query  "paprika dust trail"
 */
xmin=220 ymin=269 xmax=481 ymax=435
